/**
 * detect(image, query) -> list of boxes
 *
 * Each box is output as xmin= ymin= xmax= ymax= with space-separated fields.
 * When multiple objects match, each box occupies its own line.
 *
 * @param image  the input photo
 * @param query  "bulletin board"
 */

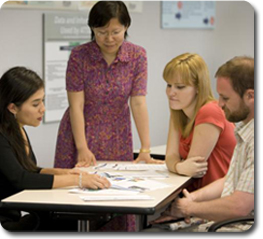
xmin=161 ymin=1 xmax=216 ymax=29
xmin=43 ymin=12 xmax=90 ymax=123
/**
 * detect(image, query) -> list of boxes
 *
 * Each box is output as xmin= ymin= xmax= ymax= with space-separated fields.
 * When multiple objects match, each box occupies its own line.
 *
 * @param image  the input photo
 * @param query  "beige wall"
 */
xmin=0 ymin=1 xmax=254 ymax=167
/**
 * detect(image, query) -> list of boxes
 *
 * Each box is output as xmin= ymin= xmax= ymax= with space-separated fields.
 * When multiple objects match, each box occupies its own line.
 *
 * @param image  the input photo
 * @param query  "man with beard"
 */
xmin=150 ymin=56 xmax=254 ymax=232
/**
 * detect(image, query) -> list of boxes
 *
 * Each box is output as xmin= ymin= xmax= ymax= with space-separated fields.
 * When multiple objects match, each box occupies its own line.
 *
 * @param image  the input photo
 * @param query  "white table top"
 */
xmin=1 ymin=161 xmax=190 ymax=215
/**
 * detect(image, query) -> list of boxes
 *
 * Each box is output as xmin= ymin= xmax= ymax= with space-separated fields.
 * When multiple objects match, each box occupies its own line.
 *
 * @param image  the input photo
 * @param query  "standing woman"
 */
xmin=54 ymin=1 xmax=159 ymax=169
xmin=0 ymin=67 xmax=110 ymax=231
xmin=164 ymin=53 xmax=236 ymax=191
xmin=54 ymin=1 xmax=156 ymax=232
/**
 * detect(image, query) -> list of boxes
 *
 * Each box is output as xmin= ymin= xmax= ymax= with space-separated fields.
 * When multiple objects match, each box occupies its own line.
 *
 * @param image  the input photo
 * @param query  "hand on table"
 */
xmin=75 ymin=147 xmax=97 ymax=167
xmin=82 ymin=173 xmax=111 ymax=189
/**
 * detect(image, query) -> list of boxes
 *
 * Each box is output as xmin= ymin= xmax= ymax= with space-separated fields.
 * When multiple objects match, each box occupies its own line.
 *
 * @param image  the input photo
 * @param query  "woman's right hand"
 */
xmin=82 ymin=174 xmax=111 ymax=189
xmin=75 ymin=147 xmax=97 ymax=168
xmin=177 ymin=156 xmax=208 ymax=177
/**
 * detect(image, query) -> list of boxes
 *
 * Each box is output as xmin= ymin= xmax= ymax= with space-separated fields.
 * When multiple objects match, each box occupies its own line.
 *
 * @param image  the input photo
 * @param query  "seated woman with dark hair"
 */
xmin=0 ymin=67 xmax=110 ymax=231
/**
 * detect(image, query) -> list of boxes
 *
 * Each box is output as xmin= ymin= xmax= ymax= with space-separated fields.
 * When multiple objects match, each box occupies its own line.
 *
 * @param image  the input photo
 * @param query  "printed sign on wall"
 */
xmin=44 ymin=13 xmax=90 ymax=123
xmin=162 ymin=1 xmax=216 ymax=29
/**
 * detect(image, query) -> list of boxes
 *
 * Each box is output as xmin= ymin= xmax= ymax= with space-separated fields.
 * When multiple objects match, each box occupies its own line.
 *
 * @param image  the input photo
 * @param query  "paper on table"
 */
xmin=116 ymin=170 xmax=168 ymax=178
xmin=97 ymin=170 xmax=168 ymax=179
xmin=115 ymin=164 xmax=168 ymax=172
xmin=109 ymin=178 xmax=171 ymax=191
xmin=69 ymin=177 xmax=172 ymax=195
xmin=80 ymin=195 xmax=154 ymax=201
xmin=69 ymin=188 xmax=139 ymax=195
xmin=93 ymin=163 xmax=168 ymax=172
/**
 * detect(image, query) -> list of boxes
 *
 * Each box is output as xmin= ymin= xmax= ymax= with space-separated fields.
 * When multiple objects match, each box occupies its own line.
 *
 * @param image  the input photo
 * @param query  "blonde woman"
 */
xmin=164 ymin=53 xmax=236 ymax=191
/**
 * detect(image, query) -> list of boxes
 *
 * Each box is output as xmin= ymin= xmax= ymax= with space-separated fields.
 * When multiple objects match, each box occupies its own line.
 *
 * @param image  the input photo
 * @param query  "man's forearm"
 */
xmin=191 ymin=177 xmax=225 ymax=202
xmin=186 ymin=191 xmax=254 ymax=222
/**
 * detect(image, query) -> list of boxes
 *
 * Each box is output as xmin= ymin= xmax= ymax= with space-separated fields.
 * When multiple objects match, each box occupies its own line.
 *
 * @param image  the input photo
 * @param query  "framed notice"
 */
xmin=162 ymin=1 xmax=216 ymax=29
xmin=43 ymin=13 xmax=90 ymax=123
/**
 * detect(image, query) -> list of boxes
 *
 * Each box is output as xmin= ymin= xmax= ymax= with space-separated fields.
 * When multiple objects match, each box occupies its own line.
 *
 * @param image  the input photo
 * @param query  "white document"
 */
xmin=115 ymin=164 xmax=168 ymax=172
xmin=69 ymin=188 xmax=139 ymax=195
xmin=69 ymin=177 xmax=171 ymax=196
xmin=80 ymin=195 xmax=154 ymax=201
xmin=98 ymin=170 xmax=168 ymax=179
xmin=93 ymin=163 xmax=168 ymax=172
xmin=109 ymin=178 xmax=171 ymax=191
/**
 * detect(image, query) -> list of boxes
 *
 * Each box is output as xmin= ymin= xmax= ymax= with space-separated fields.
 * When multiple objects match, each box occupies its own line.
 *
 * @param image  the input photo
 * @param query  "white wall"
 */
xmin=0 ymin=1 xmax=254 ymax=168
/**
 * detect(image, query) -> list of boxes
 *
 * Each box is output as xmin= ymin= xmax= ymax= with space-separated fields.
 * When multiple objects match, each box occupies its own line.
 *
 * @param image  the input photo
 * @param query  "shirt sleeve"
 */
xmin=195 ymin=102 xmax=225 ymax=130
xmin=0 ymin=134 xmax=54 ymax=191
xmin=66 ymin=48 xmax=85 ymax=92
xmin=130 ymin=47 xmax=148 ymax=96
xmin=236 ymin=141 xmax=254 ymax=193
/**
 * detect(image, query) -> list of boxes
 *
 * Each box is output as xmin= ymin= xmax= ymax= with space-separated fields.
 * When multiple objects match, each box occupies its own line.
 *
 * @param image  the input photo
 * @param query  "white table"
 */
xmin=1 ymin=161 xmax=191 ymax=232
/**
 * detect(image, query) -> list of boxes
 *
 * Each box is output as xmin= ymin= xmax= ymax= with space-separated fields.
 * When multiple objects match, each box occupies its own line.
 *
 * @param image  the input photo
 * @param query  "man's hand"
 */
xmin=150 ymin=189 xmax=194 ymax=224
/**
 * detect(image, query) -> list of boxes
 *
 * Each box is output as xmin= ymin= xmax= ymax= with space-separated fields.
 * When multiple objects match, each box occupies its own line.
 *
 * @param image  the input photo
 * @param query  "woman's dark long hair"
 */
xmin=0 ymin=67 xmax=44 ymax=172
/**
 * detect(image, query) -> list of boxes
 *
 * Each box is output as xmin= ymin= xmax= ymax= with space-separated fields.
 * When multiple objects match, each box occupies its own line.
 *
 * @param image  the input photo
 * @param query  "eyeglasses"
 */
xmin=94 ymin=28 xmax=125 ymax=38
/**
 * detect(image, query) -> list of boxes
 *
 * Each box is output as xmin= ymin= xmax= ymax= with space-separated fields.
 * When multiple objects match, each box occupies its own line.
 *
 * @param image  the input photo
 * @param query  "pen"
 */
xmin=94 ymin=163 xmax=107 ymax=169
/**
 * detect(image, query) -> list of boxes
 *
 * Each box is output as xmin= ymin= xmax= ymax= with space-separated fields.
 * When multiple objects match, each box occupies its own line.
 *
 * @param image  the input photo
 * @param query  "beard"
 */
xmin=223 ymin=101 xmax=250 ymax=123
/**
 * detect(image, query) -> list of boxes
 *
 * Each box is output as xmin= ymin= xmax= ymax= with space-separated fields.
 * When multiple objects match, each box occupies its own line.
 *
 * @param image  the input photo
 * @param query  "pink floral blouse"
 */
xmin=54 ymin=41 xmax=147 ymax=168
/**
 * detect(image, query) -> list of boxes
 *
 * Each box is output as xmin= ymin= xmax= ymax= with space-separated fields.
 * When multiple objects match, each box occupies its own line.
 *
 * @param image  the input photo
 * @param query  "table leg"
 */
xmin=78 ymin=220 xmax=90 ymax=232
xmin=135 ymin=215 xmax=147 ymax=231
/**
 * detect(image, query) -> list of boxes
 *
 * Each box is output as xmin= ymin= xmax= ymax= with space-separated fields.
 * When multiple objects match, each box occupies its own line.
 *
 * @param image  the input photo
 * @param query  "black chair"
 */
xmin=207 ymin=216 xmax=254 ymax=232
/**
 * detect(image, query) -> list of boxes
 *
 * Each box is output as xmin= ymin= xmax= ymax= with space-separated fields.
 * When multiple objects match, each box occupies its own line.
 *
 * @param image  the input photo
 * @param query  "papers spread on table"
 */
xmin=115 ymin=164 xmax=167 ymax=171
xmin=72 ymin=162 xmax=172 ymax=202
xmin=69 ymin=178 xmax=171 ymax=195
xmin=69 ymin=174 xmax=172 ymax=201
xmin=94 ymin=163 xmax=167 ymax=172
xmin=93 ymin=163 xmax=169 ymax=178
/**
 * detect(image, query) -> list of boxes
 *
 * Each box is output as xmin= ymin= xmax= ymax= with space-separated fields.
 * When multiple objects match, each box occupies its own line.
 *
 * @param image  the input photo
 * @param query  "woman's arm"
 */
xmin=40 ymin=168 xmax=67 ymax=175
xmin=67 ymin=91 xmax=96 ymax=167
xmin=165 ymin=115 xmax=182 ymax=172
xmin=40 ymin=168 xmax=83 ymax=176
xmin=176 ymin=123 xmax=221 ymax=177
xmin=130 ymin=96 xmax=156 ymax=163
xmin=52 ymin=173 xmax=110 ymax=190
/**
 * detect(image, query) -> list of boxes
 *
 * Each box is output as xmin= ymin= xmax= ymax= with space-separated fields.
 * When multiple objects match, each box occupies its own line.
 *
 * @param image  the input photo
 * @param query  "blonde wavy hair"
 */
xmin=163 ymin=53 xmax=215 ymax=138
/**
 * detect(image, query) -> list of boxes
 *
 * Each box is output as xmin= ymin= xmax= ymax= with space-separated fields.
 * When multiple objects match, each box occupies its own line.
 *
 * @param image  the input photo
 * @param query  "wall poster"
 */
xmin=162 ymin=1 xmax=216 ymax=29
xmin=44 ymin=12 xmax=90 ymax=123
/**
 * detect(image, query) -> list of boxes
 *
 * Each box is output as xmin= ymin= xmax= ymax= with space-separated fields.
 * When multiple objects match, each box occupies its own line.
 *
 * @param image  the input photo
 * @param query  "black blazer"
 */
xmin=0 ymin=130 xmax=53 ymax=202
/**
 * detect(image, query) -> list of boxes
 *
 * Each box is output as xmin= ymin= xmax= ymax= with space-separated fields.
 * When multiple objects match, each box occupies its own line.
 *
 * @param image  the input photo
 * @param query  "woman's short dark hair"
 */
xmin=88 ymin=1 xmax=131 ymax=40
xmin=0 ymin=66 xmax=44 ymax=172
